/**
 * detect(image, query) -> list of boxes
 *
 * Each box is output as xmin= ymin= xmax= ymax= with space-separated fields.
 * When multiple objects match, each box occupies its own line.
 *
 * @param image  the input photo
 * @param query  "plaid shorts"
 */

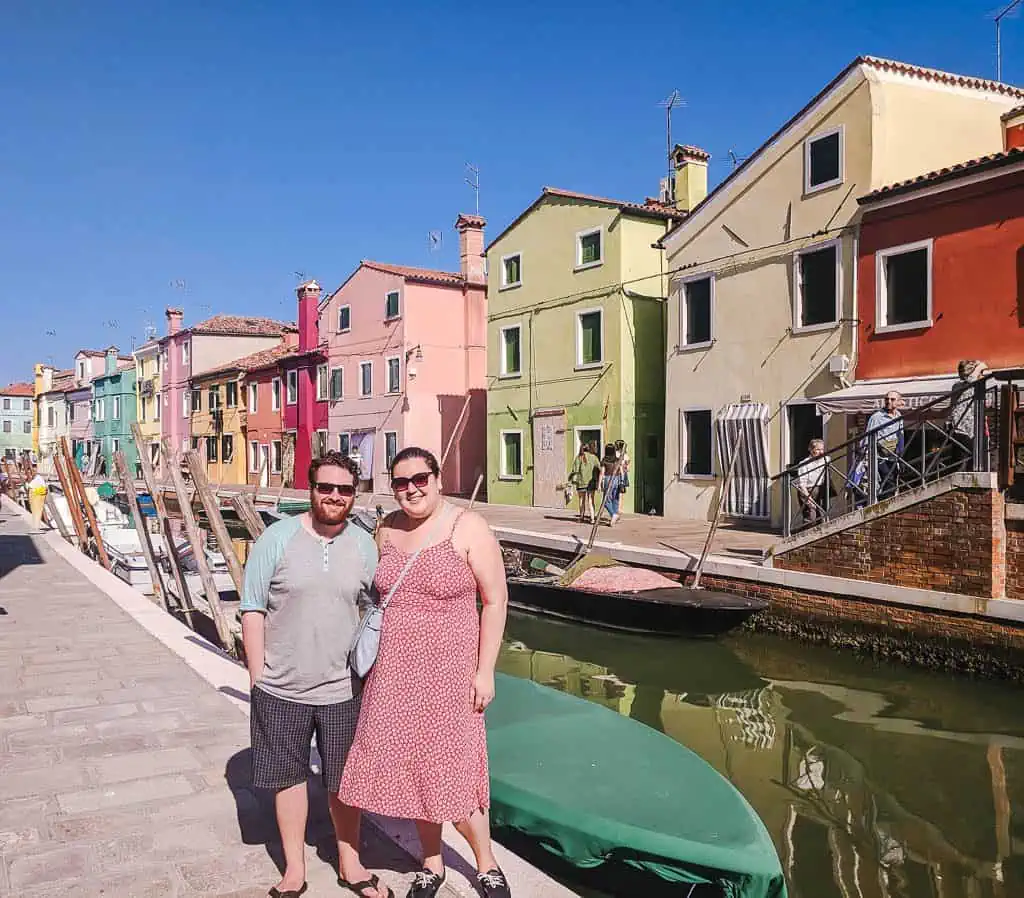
xmin=250 ymin=685 xmax=361 ymax=793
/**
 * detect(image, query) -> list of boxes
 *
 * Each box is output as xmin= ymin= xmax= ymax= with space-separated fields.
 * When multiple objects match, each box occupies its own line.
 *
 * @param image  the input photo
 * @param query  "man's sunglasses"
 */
xmin=391 ymin=472 xmax=432 ymax=492
xmin=313 ymin=482 xmax=357 ymax=497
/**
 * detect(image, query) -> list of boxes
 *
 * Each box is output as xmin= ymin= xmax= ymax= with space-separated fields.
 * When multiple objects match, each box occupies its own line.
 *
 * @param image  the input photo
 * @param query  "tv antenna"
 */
xmin=728 ymin=149 xmax=749 ymax=169
xmin=293 ymin=270 xmax=307 ymax=282
xmin=428 ymin=230 xmax=443 ymax=253
xmin=995 ymin=0 xmax=1022 ymax=81
xmin=658 ymin=90 xmax=686 ymax=190
xmin=465 ymin=163 xmax=480 ymax=215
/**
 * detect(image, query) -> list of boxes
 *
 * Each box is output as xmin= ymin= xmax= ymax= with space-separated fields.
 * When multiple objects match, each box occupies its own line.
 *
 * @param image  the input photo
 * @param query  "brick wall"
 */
xmin=775 ymin=487 xmax=1006 ymax=598
xmin=1006 ymin=521 xmax=1024 ymax=601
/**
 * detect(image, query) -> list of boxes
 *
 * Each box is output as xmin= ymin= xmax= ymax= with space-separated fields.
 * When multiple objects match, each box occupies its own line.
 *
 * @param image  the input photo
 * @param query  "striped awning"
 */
xmin=715 ymin=403 xmax=770 ymax=519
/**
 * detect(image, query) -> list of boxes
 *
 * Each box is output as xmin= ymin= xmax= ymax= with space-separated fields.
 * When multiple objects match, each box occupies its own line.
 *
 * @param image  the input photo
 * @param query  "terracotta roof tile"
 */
xmin=192 ymin=342 xmax=299 ymax=380
xmin=360 ymin=260 xmax=467 ymax=287
xmin=190 ymin=315 xmax=297 ymax=337
xmin=1003 ymin=104 xmax=1024 ymax=121
xmin=48 ymin=372 xmax=75 ymax=393
xmin=861 ymin=56 xmax=1024 ymax=100
xmin=1 ymin=382 xmax=34 ymax=397
xmin=860 ymin=146 xmax=1024 ymax=202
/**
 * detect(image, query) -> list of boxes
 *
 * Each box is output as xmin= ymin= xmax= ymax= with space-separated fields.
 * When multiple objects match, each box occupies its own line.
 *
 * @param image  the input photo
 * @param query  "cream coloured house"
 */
xmin=661 ymin=56 xmax=1024 ymax=526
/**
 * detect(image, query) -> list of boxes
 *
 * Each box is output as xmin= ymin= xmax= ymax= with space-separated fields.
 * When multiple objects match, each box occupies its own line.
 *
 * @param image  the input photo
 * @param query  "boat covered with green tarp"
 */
xmin=488 ymin=674 xmax=787 ymax=898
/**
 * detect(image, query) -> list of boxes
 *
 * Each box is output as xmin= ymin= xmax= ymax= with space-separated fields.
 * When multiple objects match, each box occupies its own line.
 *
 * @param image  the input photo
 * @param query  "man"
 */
xmin=865 ymin=391 xmax=904 ymax=500
xmin=241 ymin=451 xmax=387 ymax=898
xmin=794 ymin=439 xmax=829 ymax=525
xmin=948 ymin=359 xmax=990 ymax=473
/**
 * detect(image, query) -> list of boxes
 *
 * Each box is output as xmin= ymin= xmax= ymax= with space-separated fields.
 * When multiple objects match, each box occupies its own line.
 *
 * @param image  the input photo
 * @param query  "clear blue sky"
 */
xmin=1 ymin=1 xmax=1021 ymax=385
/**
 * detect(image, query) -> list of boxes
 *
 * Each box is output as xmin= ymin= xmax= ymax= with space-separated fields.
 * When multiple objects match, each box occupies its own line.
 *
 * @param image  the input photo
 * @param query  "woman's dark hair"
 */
xmin=308 ymin=451 xmax=360 ymax=487
xmin=389 ymin=446 xmax=440 ymax=478
xmin=603 ymin=443 xmax=616 ymax=460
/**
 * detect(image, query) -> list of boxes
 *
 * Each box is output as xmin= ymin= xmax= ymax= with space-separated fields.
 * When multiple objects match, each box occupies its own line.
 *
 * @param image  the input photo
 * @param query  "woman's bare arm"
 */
xmin=460 ymin=511 xmax=508 ymax=712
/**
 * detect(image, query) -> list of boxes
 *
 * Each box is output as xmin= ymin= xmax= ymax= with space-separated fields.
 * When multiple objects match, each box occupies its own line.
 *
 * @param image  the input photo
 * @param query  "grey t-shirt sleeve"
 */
xmin=352 ymin=527 xmax=379 ymax=611
xmin=240 ymin=517 xmax=301 ymax=613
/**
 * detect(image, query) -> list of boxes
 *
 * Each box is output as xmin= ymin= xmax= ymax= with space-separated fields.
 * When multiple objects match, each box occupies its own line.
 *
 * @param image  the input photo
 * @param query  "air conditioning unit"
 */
xmin=828 ymin=354 xmax=850 ymax=376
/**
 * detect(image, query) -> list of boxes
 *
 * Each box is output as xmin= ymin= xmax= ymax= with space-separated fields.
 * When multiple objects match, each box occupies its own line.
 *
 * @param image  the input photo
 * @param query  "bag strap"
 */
xmin=377 ymin=504 xmax=450 ymax=612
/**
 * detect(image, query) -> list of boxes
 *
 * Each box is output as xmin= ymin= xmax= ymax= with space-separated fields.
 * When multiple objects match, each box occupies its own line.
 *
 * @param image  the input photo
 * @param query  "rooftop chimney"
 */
xmin=105 ymin=346 xmax=118 ymax=376
xmin=1003 ymin=106 xmax=1024 ymax=151
xmin=296 ymin=280 xmax=322 ymax=352
xmin=36 ymin=363 xmax=53 ymax=394
xmin=455 ymin=214 xmax=487 ymax=285
xmin=671 ymin=145 xmax=710 ymax=213
xmin=166 ymin=307 xmax=184 ymax=336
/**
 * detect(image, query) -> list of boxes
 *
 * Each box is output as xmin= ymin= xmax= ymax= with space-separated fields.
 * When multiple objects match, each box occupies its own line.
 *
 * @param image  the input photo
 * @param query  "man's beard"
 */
xmin=312 ymin=499 xmax=348 ymax=526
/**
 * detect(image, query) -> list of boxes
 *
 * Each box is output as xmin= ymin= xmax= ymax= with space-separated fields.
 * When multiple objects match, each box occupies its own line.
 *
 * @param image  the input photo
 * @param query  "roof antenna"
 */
xmin=465 ymin=163 xmax=480 ymax=215
xmin=428 ymin=230 xmax=443 ymax=253
xmin=995 ymin=0 xmax=1022 ymax=81
xmin=728 ymin=149 xmax=749 ymax=169
xmin=658 ymin=90 xmax=686 ymax=199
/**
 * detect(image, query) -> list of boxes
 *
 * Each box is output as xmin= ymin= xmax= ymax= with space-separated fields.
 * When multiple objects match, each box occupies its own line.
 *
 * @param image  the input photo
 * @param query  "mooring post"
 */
xmin=60 ymin=437 xmax=111 ymax=570
xmin=183 ymin=449 xmax=246 ymax=598
xmin=114 ymin=450 xmax=168 ymax=610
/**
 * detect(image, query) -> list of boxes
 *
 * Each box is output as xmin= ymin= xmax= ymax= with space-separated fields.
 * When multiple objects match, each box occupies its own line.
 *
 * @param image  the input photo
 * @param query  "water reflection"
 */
xmin=497 ymin=612 xmax=1024 ymax=898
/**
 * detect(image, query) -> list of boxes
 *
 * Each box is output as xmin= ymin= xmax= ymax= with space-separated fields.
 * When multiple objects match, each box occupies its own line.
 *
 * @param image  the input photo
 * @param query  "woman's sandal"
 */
xmin=268 ymin=885 xmax=308 ymax=898
xmin=338 ymin=872 xmax=395 ymax=898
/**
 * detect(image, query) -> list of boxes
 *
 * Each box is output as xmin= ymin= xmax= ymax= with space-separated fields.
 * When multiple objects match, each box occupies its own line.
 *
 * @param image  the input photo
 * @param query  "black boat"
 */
xmin=503 ymin=548 xmax=768 ymax=638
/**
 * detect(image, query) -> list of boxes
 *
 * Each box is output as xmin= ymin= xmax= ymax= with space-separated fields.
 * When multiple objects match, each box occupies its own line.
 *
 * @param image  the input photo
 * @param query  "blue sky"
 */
xmin=1 ymin=1 xmax=1021 ymax=385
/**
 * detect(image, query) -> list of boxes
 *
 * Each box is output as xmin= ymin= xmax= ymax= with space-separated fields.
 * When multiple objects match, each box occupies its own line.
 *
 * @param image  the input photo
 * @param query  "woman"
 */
xmin=598 ymin=443 xmax=624 ymax=526
xmin=339 ymin=447 xmax=511 ymax=898
xmin=568 ymin=441 xmax=599 ymax=523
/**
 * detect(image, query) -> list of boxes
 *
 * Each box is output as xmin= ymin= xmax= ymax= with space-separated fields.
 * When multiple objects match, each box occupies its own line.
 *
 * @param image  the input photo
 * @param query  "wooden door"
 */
xmin=259 ymin=446 xmax=270 ymax=487
xmin=532 ymin=411 xmax=566 ymax=508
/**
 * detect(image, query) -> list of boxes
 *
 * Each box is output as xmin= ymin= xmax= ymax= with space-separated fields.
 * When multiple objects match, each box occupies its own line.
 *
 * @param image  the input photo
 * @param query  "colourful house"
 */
xmin=188 ymin=364 xmax=247 ymax=487
xmin=133 ymin=338 xmax=162 ymax=470
xmin=659 ymin=56 xmax=1024 ymax=527
xmin=319 ymin=214 xmax=488 ymax=495
xmin=242 ymin=342 xmax=302 ymax=488
xmin=91 ymin=347 xmax=138 ymax=477
xmin=485 ymin=189 xmax=683 ymax=513
xmin=0 ymin=382 xmax=35 ymax=463
xmin=33 ymin=366 xmax=73 ymax=475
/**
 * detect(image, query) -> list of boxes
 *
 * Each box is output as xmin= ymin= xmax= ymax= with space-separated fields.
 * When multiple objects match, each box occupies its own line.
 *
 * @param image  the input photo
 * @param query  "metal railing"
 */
xmin=776 ymin=376 xmax=1000 ymax=538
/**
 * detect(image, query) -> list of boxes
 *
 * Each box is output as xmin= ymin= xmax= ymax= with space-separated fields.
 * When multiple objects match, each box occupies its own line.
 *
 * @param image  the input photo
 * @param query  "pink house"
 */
xmin=319 ymin=214 xmax=487 ymax=494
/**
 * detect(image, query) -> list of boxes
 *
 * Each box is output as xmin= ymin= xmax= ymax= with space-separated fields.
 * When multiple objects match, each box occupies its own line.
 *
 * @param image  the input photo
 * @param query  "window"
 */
xmin=222 ymin=434 xmax=234 ymax=462
xmin=876 ymin=240 xmax=933 ymax=332
xmin=794 ymin=242 xmax=840 ymax=330
xmin=786 ymin=403 xmax=824 ymax=466
xmin=183 ymin=391 xmax=190 ymax=417
xmin=680 ymin=276 xmax=713 ymax=347
xmin=575 ymin=426 xmax=602 ymax=456
xmin=248 ymin=383 xmax=258 ymax=413
xmin=500 ymin=430 xmax=523 ymax=479
xmin=500 ymin=325 xmax=522 ymax=377
xmin=339 ymin=432 xmax=351 ymax=456
xmin=113 ymin=396 xmax=121 ymax=419
xmin=112 ymin=437 xmax=120 ymax=454
xmin=69 ymin=402 xmax=76 ymax=423
xmin=360 ymin=361 xmax=372 ymax=397
xmin=386 ymin=358 xmax=400 ymax=394
xmin=338 ymin=305 xmax=351 ymax=332
xmin=95 ymin=398 xmax=105 ymax=422
xmin=181 ymin=342 xmax=190 ymax=367
xmin=316 ymin=364 xmax=329 ymax=401
xmin=286 ymin=371 xmax=297 ymax=405
xmin=226 ymin=381 xmax=238 ymax=408
xmin=206 ymin=436 xmax=218 ymax=463
xmin=191 ymin=436 xmax=200 ymax=451
xmin=138 ymin=361 xmax=146 ymax=380
xmin=140 ymin=398 xmax=147 ymax=423
xmin=22 ymin=399 xmax=30 ymax=411
xmin=271 ymin=440 xmax=282 ymax=473
xmin=501 ymin=253 xmax=522 ymax=289
xmin=680 ymin=409 xmax=713 ymax=477
xmin=2 ymin=398 xmax=8 ymax=410
xmin=576 ymin=309 xmax=603 ymax=367
xmin=155 ymin=353 xmax=161 ymax=374
xmin=1 ymin=421 xmax=9 ymax=434
xmin=154 ymin=398 xmax=161 ymax=421
xmin=330 ymin=368 xmax=343 ymax=401
xmin=208 ymin=387 xmax=220 ymax=411
xmin=22 ymin=421 xmax=31 ymax=434
xmin=576 ymin=228 xmax=603 ymax=269
xmin=314 ymin=430 xmax=328 ymax=459
xmin=272 ymin=377 xmax=281 ymax=411
xmin=191 ymin=388 xmax=201 ymax=413
xmin=47 ymin=407 xmax=55 ymax=428
xmin=385 ymin=431 xmax=398 ymax=468
xmin=250 ymin=440 xmax=259 ymax=473
xmin=385 ymin=290 xmax=400 ymax=319
xmin=805 ymin=127 xmax=843 ymax=193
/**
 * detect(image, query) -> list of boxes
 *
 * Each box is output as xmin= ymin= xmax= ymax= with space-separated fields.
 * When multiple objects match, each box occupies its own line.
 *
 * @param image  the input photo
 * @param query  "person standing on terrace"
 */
xmin=866 ymin=391 xmax=904 ymax=499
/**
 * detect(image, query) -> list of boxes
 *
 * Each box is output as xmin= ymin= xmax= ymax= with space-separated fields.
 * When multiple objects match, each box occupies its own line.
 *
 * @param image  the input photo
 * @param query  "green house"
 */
xmin=92 ymin=346 xmax=139 ymax=478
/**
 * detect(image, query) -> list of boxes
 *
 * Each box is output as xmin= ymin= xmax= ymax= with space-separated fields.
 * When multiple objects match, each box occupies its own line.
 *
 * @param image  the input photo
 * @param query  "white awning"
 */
xmin=715 ymin=403 xmax=770 ymax=519
xmin=813 ymin=374 xmax=958 ymax=415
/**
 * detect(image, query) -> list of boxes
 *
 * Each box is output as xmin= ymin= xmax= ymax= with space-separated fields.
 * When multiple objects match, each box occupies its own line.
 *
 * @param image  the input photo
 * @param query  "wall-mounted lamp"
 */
xmin=405 ymin=345 xmax=424 ymax=363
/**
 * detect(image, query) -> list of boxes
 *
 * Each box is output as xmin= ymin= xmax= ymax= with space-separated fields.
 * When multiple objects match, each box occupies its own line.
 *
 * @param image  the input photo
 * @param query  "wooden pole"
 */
xmin=165 ymin=444 xmax=235 ymax=652
xmin=468 ymin=473 xmax=484 ymax=510
xmin=43 ymin=491 xmax=73 ymax=544
xmin=439 ymin=393 xmax=474 ymax=471
xmin=114 ymin=450 xmax=168 ymax=610
xmin=230 ymin=493 xmax=266 ymax=539
xmin=692 ymin=426 xmax=746 ymax=591
xmin=60 ymin=437 xmax=111 ymax=570
xmin=183 ymin=449 xmax=246 ymax=597
xmin=50 ymin=454 xmax=87 ymax=550
xmin=131 ymin=425 xmax=195 ymax=617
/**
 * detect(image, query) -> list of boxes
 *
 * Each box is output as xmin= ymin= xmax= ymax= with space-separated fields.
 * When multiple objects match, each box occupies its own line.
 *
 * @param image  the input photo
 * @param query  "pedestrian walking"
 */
xmin=27 ymin=468 xmax=47 ymax=529
xmin=568 ymin=442 xmax=600 ymax=523
xmin=866 ymin=391 xmax=904 ymax=499
xmin=240 ymin=451 xmax=388 ymax=898
xmin=339 ymin=447 xmax=511 ymax=898
xmin=598 ymin=443 xmax=624 ymax=526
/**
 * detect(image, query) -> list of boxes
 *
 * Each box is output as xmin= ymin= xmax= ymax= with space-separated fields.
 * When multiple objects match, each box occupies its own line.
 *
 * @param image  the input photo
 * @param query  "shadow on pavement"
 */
xmin=0 ymin=532 xmax=45 ymax=581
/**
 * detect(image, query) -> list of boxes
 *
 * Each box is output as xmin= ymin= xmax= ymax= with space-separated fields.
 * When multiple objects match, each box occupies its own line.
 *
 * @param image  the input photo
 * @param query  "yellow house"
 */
xmin=485 ymin=183 xmax=698 ymax=514
xmin=188 ymin=363 xmax=248 ymax=486
xmin=133 ymin=339 xmax=162 ymax=469
xmin=661 ymin=56 xmax=1024 ymax=526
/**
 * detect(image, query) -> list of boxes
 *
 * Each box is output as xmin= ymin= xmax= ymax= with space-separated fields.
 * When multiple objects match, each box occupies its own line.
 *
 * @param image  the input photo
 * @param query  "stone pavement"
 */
xmin=0 ymin=500 xmax=449 ymax=898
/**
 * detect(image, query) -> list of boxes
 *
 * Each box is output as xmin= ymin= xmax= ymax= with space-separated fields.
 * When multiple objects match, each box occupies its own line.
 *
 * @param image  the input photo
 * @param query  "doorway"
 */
xmin=259 ymin=445 xmax=270 ymax=487
xmin=532 ymin=410 xmax=566 ymax=509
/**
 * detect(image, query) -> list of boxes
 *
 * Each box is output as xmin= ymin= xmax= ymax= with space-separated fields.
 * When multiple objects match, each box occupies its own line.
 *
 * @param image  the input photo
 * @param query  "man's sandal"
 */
xmin=338 ymin=872 xmax=395 ymax=898
xmin=268 ymin=885 xmax=308 ymax=898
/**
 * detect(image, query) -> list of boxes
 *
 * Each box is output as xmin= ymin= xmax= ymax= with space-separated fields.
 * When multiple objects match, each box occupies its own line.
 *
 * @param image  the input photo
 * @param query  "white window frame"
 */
xmin=271 ymin=377 xmax=281 ymax=411
xmin=181 ymin=341 xmax=190 ymax=367
xmin=226 ymin=380 xmax=238 ymax=408
xmin=271 ymin=439 xmax=282 ymax=473
xmin=792 ymin=238 xmax=842 ymax=334
xmin=679 ymin=407 xmax=715 ymax=481
xmin=804 ymin=125 xmax=844 ymax=195
xmin=314 ymin=429 xmax=328 ymax=459
xmin=112 ymin=438 xmax=120 ymax=454
xmin=575 ymin=307 xmax=604 ymax=369
xmin=222 ymin=433 xmax=234 ymax=462
xmin=182 ymin=390 xmax=190 ymax=418
xmin=385 ymin=356 xmax=401 ymax=394
xmin=783 ymin=400 xmax=825 ymax=469
xmin=95 ymin=398 xmax=105 ymax=422
xmin=678 ymin=273 xmax=716 ymax=350
xmin=875 ymin=238 xmax=934 ymax=334
xmin=316 ymin=364 xmax=329 ymax=401
xmin=249 ymin=440 xmax=260 ymax=473
xmin=285 ymin=370 xmax=297 ymax=405
xmin=337 ymin=305 xmax=351 ymax=333
xmin=575 ymin=227 xmax=604 ymax=271
xmin=154 ymin=395 xmax=161 ymax=421
xmin=500 ymin=252 xmax=523 ymax=290
xmin=385 ymin=290 xmax=401 ymax=320
xmin=22 ymin=399 xmax=30 ymax=411
xmin=573 ymin=425 xmax=603 ymax=455
xmin=359 ymin=361 xmax=373 ymax=397
xmin=384 ymin=430 xmax=398 ymax=468
xmin=248 ymin=382 xmax=258 ymax=413
xmin=113 ymin=396 xmax=121 ymax=420
xmin=76 ymin=360 xmax=86 ymax=382
xmin=499 ymin=429 xmax=524 ymax=480
xmin=499 ymin=324 xmax=523 ymax=378
xmin=329 ymin=366 xmax=344 ymax=401
xmin=338 ymin=432 xmax=351 ymax=455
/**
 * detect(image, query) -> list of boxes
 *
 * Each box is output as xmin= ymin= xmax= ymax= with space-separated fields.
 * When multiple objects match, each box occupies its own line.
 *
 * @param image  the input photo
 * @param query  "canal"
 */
xmin=495 ymin=611 xmax=1024 ymax=898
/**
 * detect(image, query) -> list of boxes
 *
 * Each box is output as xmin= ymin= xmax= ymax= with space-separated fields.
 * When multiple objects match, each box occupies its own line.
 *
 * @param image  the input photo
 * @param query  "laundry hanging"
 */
xmin=714 ymin=403 xmax=770 ymax=519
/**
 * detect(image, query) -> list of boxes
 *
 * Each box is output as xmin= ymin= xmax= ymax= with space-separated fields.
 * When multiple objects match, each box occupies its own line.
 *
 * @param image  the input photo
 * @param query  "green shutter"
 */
xmin=580 ymin=232 xmax=601 ymax=265
xmin=580 ymin=312 xmax=602 ymax=364
xmin=504 ymin=328 xmax=521 ymax=374
xmin=504 ymin=433 xmax=521 ymax=476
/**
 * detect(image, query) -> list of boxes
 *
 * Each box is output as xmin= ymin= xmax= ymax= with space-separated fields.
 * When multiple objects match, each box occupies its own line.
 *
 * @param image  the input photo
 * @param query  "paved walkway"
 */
xmin=0 ymin=501 xmax=440 ymax=898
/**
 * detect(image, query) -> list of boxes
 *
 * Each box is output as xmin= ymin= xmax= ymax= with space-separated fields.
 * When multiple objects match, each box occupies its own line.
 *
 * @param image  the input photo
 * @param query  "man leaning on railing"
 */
xmin=947 ymin=359 xmax=991 ymax=474
xmin=865 ymin=391 xmax=905 ymax=500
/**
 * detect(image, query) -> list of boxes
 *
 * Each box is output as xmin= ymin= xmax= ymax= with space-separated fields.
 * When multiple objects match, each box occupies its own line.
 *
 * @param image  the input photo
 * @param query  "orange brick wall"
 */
xmin=1006 ymin=521 xmax=1024 ymax=601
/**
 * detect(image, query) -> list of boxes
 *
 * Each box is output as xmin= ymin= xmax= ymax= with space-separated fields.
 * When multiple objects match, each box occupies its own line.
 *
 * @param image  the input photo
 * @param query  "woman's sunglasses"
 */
xmin=313 ymin=482 xmax=357 ymax=497
xmin=391 ymin=472 xmax=432 ymax=493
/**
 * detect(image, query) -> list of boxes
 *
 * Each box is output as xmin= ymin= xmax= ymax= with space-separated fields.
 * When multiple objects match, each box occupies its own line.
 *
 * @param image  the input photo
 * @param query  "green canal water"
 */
xmin=496 ymin=611 xmax=1024 ymax=898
